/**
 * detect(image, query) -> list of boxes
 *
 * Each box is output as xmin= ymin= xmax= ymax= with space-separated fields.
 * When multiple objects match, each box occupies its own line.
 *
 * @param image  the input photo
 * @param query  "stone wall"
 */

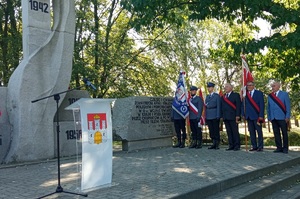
xmin=112 ymin=96 xmax=175 ymax=151
xmin=0 ymin=87 xmax=10 ymax=163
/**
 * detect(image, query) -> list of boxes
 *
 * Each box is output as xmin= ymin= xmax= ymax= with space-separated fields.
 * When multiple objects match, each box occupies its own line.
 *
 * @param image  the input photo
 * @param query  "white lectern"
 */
xmin=65 ymin=98 xmax=115 ymax=192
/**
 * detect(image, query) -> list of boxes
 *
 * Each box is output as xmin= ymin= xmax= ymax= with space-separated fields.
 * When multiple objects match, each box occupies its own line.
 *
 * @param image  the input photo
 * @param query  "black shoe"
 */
xmin=226 ymin=148 xmax=234 ymax=151
xmin=195 ymin=144 xmax=202 ymax=149
xmin=257 ymin=148 xmax=263 ymax=152
xmin=234 ymin=148 xmax=240 ymax=151
xmin=273 ymin=149 xmax=283 ymax=153
xmin=215 ymin=141 xmax=220 ymax=150
xmin=249 ymin=148 xmax=258 ymax=151
xmin=208 ymin=145 xmax=216 ymax=149
xmin=173 ymin=142 xmax=181 ymax=148
xmin=179 ymin=141 xmax=185 ymax=148
xmin=282 ymin=150 xmax=288 ymax=154
xmin=189 ymin=141 xmax=197 ymax=148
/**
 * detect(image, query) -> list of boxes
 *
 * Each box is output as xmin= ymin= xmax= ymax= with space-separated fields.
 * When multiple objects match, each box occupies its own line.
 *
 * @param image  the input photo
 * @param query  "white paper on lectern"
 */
xmin=65 ymin=98 xmax=115 ymax=191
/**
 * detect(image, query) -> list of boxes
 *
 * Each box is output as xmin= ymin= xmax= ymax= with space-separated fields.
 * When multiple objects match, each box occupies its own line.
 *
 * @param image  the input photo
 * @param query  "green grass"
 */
xmin=221 ymin=126 xmax=300 ymax=146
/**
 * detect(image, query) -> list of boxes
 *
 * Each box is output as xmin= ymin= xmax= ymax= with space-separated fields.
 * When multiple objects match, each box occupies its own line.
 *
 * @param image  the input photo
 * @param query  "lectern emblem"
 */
xmin=87 ymin=113 xmax=107 ymax=144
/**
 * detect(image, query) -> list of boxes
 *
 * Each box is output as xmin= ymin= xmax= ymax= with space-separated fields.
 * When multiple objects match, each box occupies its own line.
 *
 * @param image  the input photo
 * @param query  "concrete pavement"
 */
xmin=1 ymin=145 xmax=300 ymax=199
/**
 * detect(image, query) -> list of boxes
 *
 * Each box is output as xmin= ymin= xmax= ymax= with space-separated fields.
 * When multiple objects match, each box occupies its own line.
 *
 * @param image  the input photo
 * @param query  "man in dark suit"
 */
xmin=189 ymin=86 xmax=204 ymax=149
xmin=221 ymin=83 xmax=241 ymax=151
xmin=242 ymin=81 xmax=265 ymax=152
xmin=267 ymin=81 xmax=291 ymax=154
xmin=205 ymin=82 xmax=221 ymax=149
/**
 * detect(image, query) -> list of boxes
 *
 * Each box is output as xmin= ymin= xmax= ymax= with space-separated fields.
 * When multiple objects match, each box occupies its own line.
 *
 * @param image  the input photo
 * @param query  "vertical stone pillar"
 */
xmin=22 ymin=0 xmax=51 ymax=58
xmin=5 ymin=0 xmax=75 ymax=163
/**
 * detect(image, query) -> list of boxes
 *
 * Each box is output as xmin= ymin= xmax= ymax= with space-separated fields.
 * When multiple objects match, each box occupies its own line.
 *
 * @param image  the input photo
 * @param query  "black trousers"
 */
xmin=174 ymin=119 xmax=186 ymax=140
xmin=190 ymin=119 xmax=202 ymax=141
xmin=271 ymin=119 xmax=288 ymax=152
xmin=206 ymin=119 xmax=220 ymax=141
xmin=224 ymin=120 xmax=240 ymax=149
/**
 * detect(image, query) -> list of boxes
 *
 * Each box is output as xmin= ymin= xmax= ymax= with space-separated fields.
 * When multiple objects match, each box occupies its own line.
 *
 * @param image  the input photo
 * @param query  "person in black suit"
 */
xmin=221 ymin=83 xmax=241 ymax=151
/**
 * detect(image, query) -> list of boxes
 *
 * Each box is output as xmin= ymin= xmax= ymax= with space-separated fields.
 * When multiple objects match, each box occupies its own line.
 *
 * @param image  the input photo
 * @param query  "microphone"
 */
xmin=83 ymin=78 xmax=97 ymax=91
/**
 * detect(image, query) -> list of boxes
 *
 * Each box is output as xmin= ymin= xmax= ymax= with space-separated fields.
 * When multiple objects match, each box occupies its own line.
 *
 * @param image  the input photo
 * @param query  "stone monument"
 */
xmin=4 ymin=0 xmax=76 ymax=162
xmin=113 ymin=96 xmax=175 ymax=151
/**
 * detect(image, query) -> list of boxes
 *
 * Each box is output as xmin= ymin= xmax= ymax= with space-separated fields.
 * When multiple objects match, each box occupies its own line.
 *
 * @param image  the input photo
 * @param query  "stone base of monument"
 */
xmin=53 ymin=90 xmax=89 ymax=157
xmin=54 ymin=121 xmax=82 ymax=157
xmin=0 ymin=124 xmax=11 ymax=162
xmin=122 ymin=137 xmax=172 ymax=151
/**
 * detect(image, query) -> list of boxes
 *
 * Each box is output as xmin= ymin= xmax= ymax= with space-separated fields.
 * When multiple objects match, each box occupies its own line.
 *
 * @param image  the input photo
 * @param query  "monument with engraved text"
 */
xmin=113 ymin=96 xmax=175 ymax=151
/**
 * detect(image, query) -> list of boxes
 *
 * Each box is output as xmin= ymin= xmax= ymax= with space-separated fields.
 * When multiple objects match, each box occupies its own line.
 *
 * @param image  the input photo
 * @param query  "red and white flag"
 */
xmin=198 ymin=88 xmax=205 ymax=127
xmin=241 ymin=55 xmax=254 ymax=97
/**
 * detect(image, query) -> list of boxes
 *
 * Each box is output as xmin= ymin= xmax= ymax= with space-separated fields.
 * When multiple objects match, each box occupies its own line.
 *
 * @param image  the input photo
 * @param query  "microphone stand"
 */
xmin=32 ymin=85 xmax=88 ymax=198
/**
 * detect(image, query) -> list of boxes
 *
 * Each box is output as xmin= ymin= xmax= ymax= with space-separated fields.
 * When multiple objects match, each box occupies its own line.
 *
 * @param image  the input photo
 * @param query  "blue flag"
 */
xmin=172 ymin=71 xmax=189 ymax=118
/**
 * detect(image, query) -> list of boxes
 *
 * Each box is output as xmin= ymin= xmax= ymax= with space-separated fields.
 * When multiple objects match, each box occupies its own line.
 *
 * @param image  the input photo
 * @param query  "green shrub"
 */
xmin=288 ymin=131 xmax=300 ymax=146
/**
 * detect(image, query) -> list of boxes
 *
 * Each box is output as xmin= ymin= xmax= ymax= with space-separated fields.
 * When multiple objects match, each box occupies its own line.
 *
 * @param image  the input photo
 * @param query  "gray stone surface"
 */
xmin=0 ymin=87 xmax=10 ymax=163
xmin=5 ymin=0 xmax=76 ymax=163
xmin=0 ymin=87 xmax=8 ymax=124
xmin=54 ymin=121 xmax=82 ymax=157
xmin=53 ymin=90 xmax=89 ymax=157
xmin=112 ymin=96 xmax=174 ymax=151
xmin=55 ymin=90 xmax=90 ymax=122
xmin=0 ymin=147 xmax=300 ymax=199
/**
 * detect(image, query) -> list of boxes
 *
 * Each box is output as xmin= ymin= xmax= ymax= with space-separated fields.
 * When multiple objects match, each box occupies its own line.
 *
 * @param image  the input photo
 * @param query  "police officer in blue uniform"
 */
xmin=205 ymin=82 xmax=221 ymax=149
xmin=189 ymin=86 xmax=204 ymax=149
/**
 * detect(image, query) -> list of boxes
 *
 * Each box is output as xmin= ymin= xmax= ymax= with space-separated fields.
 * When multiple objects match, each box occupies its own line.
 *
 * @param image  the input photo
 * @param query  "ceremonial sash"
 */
xmin=188 ymin=97 xmax=199 ymax=115
xmin=246 ymin=91 xmax=260 ymax=114
xmin=223 ymin=95 xmax=236 ymax=110
xmin=269 ymin=92 xmax=286 ymax=114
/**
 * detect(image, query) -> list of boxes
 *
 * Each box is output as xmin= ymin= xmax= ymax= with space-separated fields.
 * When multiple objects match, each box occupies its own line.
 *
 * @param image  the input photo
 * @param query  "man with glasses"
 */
xmin=242 ymin=81 xmax=265 ymax=152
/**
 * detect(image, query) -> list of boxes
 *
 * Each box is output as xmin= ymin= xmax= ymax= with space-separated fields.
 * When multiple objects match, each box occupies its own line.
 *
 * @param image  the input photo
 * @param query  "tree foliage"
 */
xmin=121 ymin=0 xmax=300 ymax=71
xmin=73 ymin=0 xmax=172 ymax=98
xmin=121 ymin=0 xmax=300 ymax=113
xmin=1 ymin=0 xmax=300 ymax=116
xmin=0 ymin=0 xmax=22 ymax=86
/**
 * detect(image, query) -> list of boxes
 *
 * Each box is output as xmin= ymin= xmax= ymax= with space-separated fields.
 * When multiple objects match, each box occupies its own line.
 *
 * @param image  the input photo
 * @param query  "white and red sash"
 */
xmin=188 ymin=96 xmax=198 ymax=115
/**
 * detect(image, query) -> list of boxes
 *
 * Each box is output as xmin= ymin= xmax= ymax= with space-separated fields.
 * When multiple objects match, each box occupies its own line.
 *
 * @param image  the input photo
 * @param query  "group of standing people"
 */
xmin=171 ymin=81 xmax=291 ymax=154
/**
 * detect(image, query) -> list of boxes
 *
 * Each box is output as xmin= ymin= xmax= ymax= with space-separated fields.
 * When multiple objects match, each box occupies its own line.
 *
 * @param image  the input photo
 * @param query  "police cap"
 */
xmin=207 ymin=82 xmax=215 ymax=87
xmin=190 ymin=86 xmax=198 ymax=91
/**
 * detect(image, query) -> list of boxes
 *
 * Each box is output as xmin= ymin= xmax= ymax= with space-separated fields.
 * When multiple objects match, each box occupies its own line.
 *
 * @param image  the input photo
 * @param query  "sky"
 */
xmin=254 ymin=18 xmax=272 ymax=39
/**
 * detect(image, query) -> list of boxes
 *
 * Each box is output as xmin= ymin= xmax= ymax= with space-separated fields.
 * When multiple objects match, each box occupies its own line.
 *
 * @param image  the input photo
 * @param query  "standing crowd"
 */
xmin=171 ymin=81 xmax=291 ymax=154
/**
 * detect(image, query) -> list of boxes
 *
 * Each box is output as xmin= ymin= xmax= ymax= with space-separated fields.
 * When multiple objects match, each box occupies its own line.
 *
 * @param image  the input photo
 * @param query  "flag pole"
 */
xmin=241 ymin=54 xmax=248 ymax=152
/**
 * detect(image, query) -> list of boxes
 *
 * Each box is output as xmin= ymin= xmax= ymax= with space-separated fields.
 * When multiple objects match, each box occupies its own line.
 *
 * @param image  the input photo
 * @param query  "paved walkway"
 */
xmin=1 ymin=146 xmax=300 ymax=199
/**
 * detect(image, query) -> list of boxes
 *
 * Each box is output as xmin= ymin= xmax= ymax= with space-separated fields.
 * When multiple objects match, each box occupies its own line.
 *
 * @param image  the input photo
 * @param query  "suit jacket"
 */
xmin=189 ymin=95 xmax=203 ymax=120
xmin=242 ymin=89 xmax=265 ymax=120
xmin=221 ymin=92 xmax=241 ymax=120
xmin=205 ymin=93 xmax=221 ymax=120
xmin=267 ymin=90 xmax=291 ymax=120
